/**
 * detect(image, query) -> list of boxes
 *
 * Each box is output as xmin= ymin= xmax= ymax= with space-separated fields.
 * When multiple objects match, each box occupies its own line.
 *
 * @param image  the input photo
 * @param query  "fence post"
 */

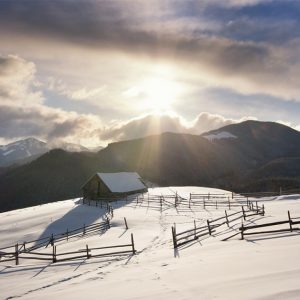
xmin=232 ymin=192 xmax=234 ymax=199
xmin=262 ymin=204 xmax=265 ymax=216
xmin=242 ymin=206 xmax=246 ymax=221
xmin=225 ymin=210 xmax=229 ymax=227
xmin=228 ymin=197 xmax=231 ymax=210
xmin=203 ymin=199 xmax=206 ymax=209
xmin=131 ymin=233 xmax=136 ymax=254
xmin=175 ymin=192 xmax=178 ymax=208
xmin=288 ymin=211 xmax=293 ymax=232
xmin=207 ymin=220 xmax=212 ymax=235
xmin=52 ymin=245 xmax=57 ymax=263
xmin=83 ymin=224 xmax=86 ymax=235
xmin=208 ymin=193 xmax=210 ymax=200
xmin=241 ymin=223 xmax=244 ymax=240
xmin=50 ymin=233 xmax=54 ymax=246
xmin=106 ymin=217 xmax=110 ymax=229
xmin=15 ymin=243 xmax=19 ymax=265
xmin=124 ymin=217 xmax=128 ymax=230
xmin=215 ymin=201 xmax=218 ymax=209
xmin=23 ymin=242 xmax=26 ymax=252
xmin=86 ymin=244 xmax=90 ymax=259
xmin=172 ymin=226 xmax=177 ymax=249
xmin=256 ymin=201 xmax=258 ymax=213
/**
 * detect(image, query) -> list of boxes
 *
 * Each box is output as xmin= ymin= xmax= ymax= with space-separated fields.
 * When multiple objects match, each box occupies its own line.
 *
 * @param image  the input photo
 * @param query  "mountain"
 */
xmin=0 ymin=138 xmax=49 ymax=167
xmin=0 ymin=138 xmax=91 ymax=167
xmin=0 ymin=120 xmax=299 ymax=212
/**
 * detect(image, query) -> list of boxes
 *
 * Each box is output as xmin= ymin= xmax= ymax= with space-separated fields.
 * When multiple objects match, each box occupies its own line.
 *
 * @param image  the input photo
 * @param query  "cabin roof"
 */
xmin=95 ymin=172 xmax=147 ymax=193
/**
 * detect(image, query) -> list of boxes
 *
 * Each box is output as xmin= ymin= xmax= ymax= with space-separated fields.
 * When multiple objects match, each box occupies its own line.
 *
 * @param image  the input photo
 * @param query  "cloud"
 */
xmin=0 ymin=54 xmax=103 ymax=146
xmin=0 ymin=54 xmax=43 ymax=105
xmin=98 ymin=112 xmax=256 ymax=142
xmin=1 ymin=0 xmax=300 ymax=102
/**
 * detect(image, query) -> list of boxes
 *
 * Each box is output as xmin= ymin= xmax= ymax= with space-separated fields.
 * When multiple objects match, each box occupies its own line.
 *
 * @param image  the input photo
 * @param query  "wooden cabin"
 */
xmin=82 ymin=172 xmax=148 ymax=200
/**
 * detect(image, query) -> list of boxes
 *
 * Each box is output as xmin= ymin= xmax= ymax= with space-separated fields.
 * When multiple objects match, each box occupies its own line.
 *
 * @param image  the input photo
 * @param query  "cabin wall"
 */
xmin=82 ymin=176 xmax=111 ymax=200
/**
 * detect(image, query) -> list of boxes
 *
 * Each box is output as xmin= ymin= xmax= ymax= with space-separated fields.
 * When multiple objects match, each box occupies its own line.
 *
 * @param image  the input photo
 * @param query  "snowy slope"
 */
xmin=1 ymin=187 xmax=300 ymax=300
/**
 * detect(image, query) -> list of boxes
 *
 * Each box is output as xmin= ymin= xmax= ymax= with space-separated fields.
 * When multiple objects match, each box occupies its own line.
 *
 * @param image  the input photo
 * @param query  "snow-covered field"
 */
xmin=1 ymin=186 xmax=300 ymax=300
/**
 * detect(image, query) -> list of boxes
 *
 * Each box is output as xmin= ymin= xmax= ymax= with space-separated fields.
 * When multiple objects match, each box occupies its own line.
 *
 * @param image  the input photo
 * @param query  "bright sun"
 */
xmin=140 ymin=77 xmax=179 ymax=112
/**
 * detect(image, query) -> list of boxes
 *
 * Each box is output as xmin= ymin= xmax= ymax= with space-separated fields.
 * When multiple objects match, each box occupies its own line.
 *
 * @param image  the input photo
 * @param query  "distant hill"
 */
xmin=0 ymin=120 xmax=299 ymax=212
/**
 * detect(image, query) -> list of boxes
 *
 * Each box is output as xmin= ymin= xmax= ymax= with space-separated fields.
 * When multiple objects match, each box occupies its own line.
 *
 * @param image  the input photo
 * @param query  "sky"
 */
xmin=0 ymin=0 xmax=300 ymax=147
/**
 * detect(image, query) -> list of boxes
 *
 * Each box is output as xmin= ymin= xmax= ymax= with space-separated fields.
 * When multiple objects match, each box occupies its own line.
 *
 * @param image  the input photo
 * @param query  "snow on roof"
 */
xmin=96 ymin=172 xmax=147 ymax=193
xmin=203 ymin=131 xmax=237 ymax=142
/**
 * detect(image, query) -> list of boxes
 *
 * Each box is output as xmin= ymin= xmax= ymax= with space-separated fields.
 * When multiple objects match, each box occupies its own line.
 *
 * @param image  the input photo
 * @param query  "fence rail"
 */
xmin=0 ymin=234 xmax=136 ymax=266
xmin=240 ymin=211 xmax=300 ymax=239
xmin=0 ymin=209 xmax=113 ymax=254
xmin=172 ymin=201 xmax=265 ymax=249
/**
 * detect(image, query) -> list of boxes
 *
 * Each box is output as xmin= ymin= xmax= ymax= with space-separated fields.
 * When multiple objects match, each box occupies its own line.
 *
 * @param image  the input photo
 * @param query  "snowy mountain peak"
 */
xmin=0 ymin=138 xmax=91 ymax=167
xmin=0 ymin=138 xmax=49 ymax=167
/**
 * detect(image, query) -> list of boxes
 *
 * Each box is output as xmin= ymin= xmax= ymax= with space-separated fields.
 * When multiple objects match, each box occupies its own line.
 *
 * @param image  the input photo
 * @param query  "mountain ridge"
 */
xmin=0 ymin=120 xmax=299 ymax=212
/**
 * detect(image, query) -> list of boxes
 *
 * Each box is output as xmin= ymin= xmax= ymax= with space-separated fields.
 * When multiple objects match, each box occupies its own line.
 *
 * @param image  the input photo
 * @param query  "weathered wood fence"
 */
xmin=188 ymin=193 xmax=237 ymax=209
xmin=0 ymin=234 xmax=136 ymax=266
xmin=0 ymin=209 xmax=113 ymax=255
xmin=240 ymin=211 xmax=300 ymax=239
xmin=172 ymin=202 xmax=265 ymax=249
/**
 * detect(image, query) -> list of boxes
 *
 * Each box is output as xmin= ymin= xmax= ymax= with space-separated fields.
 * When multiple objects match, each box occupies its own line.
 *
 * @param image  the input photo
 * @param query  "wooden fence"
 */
xmin=0 ymin=210 xmax=113 ymax=254
xmin=172 ymin=202 xmax=265 ymax=249
xmin=240 ymin=211 xmax=300 ymax=239
xmin=0 ymin=234 xmax=136 ymax=266
xmin=188 ymin=193 xmax=239 ymax=209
